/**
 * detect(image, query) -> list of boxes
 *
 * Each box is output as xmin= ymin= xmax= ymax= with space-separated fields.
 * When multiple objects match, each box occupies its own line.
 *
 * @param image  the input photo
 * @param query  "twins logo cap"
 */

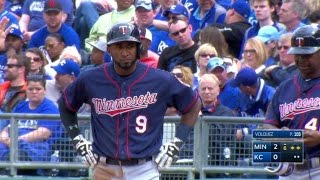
xmin=288 ymin=25 xmax=320 ymax=55
xmin=44 ymin=0 xmax=62 ymax=13
xmin=52 ymin=59 xmax=80 ymax=77
xmin=107 ymin=23 xmax=141 ymax=46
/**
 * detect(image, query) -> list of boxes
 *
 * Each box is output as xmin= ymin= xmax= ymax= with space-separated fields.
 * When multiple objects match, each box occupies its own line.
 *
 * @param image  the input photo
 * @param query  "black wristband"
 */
xmin=175 ymin=123 xmax=193 ymax=143
xmin=58 ymin=98 xmax=80 ymax=139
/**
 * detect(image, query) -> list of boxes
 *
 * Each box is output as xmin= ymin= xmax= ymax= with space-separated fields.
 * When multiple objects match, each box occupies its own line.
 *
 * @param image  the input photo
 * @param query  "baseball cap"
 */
xmin=135 ymin=0 xmax=153 ymax=11
xmin=7 ymin=24 xmax=23 ymax=40
xmin=87 ymin=39 xmax=107 ymax=52
xmin=44 ymin=0 xmax=62 ymax=13
xmin=139 ymin=28 xmax=152 ymax=41
xmin=230 ymin=0 xmax=251 ymax=19
xmin=163 ymin=4 xmax=190 ymax=19
xmin=288 ymin=25 xmax=320 ymax=55
xmin=206 ymin=57 xmax=225 ymax=72
xmin=230 ymin=67 xmax=258 ymax=87
xmin=256 ymin=26 xmax=279 ymax=43
xmin=52 ymin=59 xmax=80 ymax=77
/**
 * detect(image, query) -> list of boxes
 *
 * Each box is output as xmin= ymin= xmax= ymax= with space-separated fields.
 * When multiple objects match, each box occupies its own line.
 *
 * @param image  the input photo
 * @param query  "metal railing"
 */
xmin=0 ymin=113 xmax=276 ymax=179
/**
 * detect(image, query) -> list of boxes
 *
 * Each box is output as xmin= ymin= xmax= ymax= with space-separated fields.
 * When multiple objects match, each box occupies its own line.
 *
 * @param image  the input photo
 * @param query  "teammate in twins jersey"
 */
xmin=58 ymin=22 xmax=201 ymax=179
xmin=263 ymin=25 xmax=320 ymax=179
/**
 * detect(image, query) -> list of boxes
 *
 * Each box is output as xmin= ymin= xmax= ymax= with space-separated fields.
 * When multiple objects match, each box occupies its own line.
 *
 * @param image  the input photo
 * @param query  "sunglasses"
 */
xmin=277 ymin=45 xmax=290 ymax=50
xmin=27 ymin=56 xmax=42 ymax=62
xmin=171 ymin=72 xmax=184 ymax=78
xmin=265 ymin=40 xmax=274 ymax=45
xmin=170 ymin=26 xmax=188 ymax=37
xmin=243 ymin=49 xmax=256 ymax=54
xmin=200 ymin=54 xmax=216 ymax=58
xmin=6 ymin=64 xmax=22 ymax=68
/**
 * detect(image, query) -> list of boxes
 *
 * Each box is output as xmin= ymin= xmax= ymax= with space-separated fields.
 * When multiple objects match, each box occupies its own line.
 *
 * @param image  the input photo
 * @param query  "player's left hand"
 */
xmin=155 ymin=137 xmax=183 ymax=168
xmin=303 ymin=129 xmax=320 ymax=147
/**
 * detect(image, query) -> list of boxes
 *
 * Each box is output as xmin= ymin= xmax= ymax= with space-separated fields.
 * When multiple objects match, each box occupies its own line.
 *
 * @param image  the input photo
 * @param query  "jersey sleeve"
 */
xmin=60 ymin=74 xmax=87 ymax=112
xmin=168 ymin=75 xmax=199 ymax=114
xmin=264 ymin=89 xmax=281 ymax=127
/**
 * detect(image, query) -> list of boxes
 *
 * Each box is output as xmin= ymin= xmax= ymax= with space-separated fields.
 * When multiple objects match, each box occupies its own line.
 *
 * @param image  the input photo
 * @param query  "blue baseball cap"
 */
xmin=230 ymin=67 xmax=258 ymax=87
xmin=256 ymin=25 xmax=279 ymax=43
xmin=52 ymin=59 xmax=80 ymax=77
xmin=230 ymin=0 xmax=251 ymax=19
xmin=163 ymin=4 xmax=190 ymax=19
xmin=7 ymin=24 xmax=23 ymax=40
xmin=206 ymin=57 xmax=226 ymax=72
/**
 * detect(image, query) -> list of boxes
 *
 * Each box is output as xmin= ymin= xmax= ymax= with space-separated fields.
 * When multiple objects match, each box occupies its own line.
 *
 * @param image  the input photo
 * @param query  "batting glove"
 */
xmin=265 ymin=162 xmax=294 ymax=176
xmin=155 ymin=137 xmax=183 ymax=168
xmin=72 ymin=135 xmax=98 ymax=166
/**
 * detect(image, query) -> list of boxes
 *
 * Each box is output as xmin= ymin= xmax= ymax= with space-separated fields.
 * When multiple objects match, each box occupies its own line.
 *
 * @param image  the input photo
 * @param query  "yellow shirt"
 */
xmin=84 ymin=5 xmax=135 ymax=52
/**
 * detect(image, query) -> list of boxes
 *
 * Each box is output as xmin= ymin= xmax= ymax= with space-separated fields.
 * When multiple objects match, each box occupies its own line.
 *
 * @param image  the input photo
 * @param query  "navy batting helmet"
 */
xmin=288 ymin=25 xmax=320 ymax=55
xmin=107 ymin=23 xmax=141 ymax=46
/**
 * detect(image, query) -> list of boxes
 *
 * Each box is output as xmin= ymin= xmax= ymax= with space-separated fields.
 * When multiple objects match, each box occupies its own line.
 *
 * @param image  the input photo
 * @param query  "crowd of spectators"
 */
xmin=0 ymin=0 xmax=319 ymax=177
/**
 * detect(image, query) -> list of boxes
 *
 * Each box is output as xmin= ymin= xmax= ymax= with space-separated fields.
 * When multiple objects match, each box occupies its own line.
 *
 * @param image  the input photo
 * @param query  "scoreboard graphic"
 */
xmin=252 ymin=130 xmax=304 ymax=163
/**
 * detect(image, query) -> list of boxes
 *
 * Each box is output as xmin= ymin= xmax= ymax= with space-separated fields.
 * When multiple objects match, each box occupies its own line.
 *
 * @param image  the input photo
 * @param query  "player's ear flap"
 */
xmin=106 ymin=46 xmax=110 ymax=54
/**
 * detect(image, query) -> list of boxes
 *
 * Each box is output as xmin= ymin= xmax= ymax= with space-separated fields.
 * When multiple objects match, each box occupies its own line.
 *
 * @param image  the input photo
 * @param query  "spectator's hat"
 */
xmin=7 ymin=24 xmax=23 ymax=40
xmin=163 ymin=4 xmax=190 ymax=19
xmin=256 ymin=25 xmax=279 ymax=43
xmin=53 ymin=59 xmax=80 ymax=77
xmin=230 ymin=67 xmax=258 ymax=87
xmin=230 ymin=0 xmax=251 ymax=19
xmin=135 ymin=0 xmax=153 ymax=10
xmin=87 ymin=39 xmax=107 ymax=52
xmin=44 ymin=0 xmax=62 ymax=13
xmin=206 ymin=57 xmax=226 ymax=72
xmin=139 ymin=28 xmax=152 ymax=41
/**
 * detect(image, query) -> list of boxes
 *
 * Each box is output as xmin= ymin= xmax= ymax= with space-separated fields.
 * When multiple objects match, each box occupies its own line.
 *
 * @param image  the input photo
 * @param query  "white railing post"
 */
xmin=9 ymin=115 xmax=18 ymax=176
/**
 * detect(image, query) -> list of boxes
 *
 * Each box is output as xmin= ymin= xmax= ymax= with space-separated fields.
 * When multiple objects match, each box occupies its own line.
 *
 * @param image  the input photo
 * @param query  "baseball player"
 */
xmin=263 ymin=25 xmax=320 ymax=179
xmin=58 ymin=22 xmax=201 ymax=179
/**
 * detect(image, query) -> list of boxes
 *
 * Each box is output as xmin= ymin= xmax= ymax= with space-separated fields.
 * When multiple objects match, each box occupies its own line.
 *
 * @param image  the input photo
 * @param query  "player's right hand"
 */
xmin=72 ymin=135 xmax=98 ymax=166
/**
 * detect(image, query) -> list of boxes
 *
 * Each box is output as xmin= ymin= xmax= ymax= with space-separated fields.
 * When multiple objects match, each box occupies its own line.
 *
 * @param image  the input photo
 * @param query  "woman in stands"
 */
xmin=242 ymin=37 xmax=268 ymax=77
xmin=25 ymin=48 xmax=49 ymax=78
xmin=0 ymin=75 xmax=61 ymax=175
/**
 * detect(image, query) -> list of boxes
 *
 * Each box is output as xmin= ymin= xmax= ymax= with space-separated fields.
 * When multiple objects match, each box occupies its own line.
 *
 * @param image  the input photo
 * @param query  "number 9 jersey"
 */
xmin=60 ymin=62 xmax=199 ymax=160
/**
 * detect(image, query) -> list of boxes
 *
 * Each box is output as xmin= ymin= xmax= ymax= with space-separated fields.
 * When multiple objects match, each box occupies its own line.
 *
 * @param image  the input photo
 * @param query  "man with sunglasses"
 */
xmin=263 ymin=25 xmax=320 ymax=179
xmin=0 ymin=24 xmax=25 ymax=83
xmin=0 ymin=54 xmax=29 ymax=113
xmin=158 ymin=18 xmax=198 ymax=73
xmin=263 ymin=32 xmax=299 ymax=87
xmin=135 ymin=0 xmax=176 ymax=55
